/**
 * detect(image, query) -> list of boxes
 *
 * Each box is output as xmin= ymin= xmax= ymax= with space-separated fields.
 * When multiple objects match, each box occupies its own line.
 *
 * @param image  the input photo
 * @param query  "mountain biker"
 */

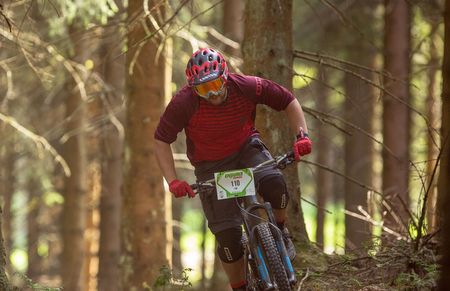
xmin=154 ymin=48 xmax=312 ymax=291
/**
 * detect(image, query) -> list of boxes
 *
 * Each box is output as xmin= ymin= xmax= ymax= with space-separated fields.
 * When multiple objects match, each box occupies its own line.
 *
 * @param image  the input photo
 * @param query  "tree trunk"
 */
xmin=27 ymin=176 xmax=42 ymax=281
xmin=209 ymin=242 xmax=229 ymax=291
xmin=343 ymin=4 xmax=377 ymax=249
xmin=122 ymin=1 xmax=172 ymax=288
xmin=0 ymin=132 xmax=14 ymax=289
xmin=222 ymin=0 xmax=244 ymax=56
xmin=343 ymin=60 xmax=375 ymax=251
xmin=0 ymin=146 xmax=14 ymax=263
xmin=425 ymin=24 xmax=440 ymax=233
xmin=382 ymin=0 xmax=412 ymax=236
xmin=200 ymin=219 xmax=207 ymax=290
xmin=61 ymin=25 xmax=89 ymax=291
xmin=315 ymin=68 xmax=332 ymax=250
xmin=438 ymin=0 xmax=450 ymax=288
xmin=85 ymin=164 xmax=100 ymax=291
xmin=97 ymin=4 xmax=125 ymax=291
xmin=242 ymin=0 xmax=309 ymax=244
xmin=0 ymin=206 xmax=13 ymax=291
xmin=169 ymin=158 xmax=193 ymax=274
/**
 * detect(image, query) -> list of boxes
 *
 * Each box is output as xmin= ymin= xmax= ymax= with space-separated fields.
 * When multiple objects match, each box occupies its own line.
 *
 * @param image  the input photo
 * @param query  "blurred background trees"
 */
xmin=0 ymin=0 xmax=448 ymax=290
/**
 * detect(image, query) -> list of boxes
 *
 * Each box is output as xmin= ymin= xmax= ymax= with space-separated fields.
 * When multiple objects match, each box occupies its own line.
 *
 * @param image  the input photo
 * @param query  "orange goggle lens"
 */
xmin=194 ymin=77 xmax=226 ymax=98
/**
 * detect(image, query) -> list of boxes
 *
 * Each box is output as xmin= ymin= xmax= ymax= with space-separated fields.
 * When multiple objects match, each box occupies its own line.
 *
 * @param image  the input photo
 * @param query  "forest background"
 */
xmin=0 ymin=0 xmax=449 ymax=290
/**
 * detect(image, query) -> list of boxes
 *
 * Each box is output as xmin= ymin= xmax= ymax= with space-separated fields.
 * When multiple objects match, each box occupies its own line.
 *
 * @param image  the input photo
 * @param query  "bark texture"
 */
xmin=315 ymin=68 xmax=332 ymax=249
xmin=382 ymin=0 xmax=412 ymax=235
xmin=242 ymin=0 xmax=309 ymax=243
xmin=97 ymin=4 xmax=125 ymax=291
xmin=438 ymin=0 xmax=450 ymax=287
xmin=61 ymin=25 xmax=89 ymax=291
xmin=425 ymin=24 xmax=440 ymax=233
xmin=122 ymin=1 xmax=171 ymax=289
xmin=343 ymin=3 xmax=377 ymax=249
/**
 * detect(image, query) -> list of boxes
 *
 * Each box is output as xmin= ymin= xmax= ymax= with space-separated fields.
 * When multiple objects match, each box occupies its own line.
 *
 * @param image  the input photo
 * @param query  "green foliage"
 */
xmin=299 ymin=238 xmax=439 ymax=290
xmin=301 ymin=200 xmax=345 ymax=254
xmin=48 ymin=0 xmax=119 ymax=36
xmin=395 ymin=269 xmax=438 ymax=290
xmin=15 ymin=273 xmax=62 ymax=291
xmin=293 ymin=63 xmax=317 ymax=91
xmin=179 ymin=209 xmax=215 ymax=282
xmin=151 ymin=265 xmax=192 ymax=290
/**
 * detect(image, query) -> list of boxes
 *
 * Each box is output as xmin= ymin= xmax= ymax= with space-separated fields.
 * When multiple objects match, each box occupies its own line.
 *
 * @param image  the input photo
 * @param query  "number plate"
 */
xmin=214 ymin=168 xmax=256 ymax=200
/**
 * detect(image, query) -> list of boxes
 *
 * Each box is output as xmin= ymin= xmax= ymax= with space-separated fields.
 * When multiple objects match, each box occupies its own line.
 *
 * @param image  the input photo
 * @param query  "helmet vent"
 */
xmin=185 ymin=48 xmax=227 ymax=86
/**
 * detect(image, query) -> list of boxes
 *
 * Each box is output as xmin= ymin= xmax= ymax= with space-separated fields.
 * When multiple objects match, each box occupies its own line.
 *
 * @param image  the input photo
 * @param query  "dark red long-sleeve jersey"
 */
xmin=154 ymin=73 xmax=295 ymax=165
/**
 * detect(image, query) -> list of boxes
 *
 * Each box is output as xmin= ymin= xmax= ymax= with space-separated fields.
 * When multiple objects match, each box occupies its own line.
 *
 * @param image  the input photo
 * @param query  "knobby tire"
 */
xmin=256 ymin=223 xmax=291 ymax=291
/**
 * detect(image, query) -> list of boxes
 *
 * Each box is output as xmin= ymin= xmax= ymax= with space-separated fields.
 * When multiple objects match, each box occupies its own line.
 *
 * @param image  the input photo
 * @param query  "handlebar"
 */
xmin=190 ymin=151 xmax=296 ymax=192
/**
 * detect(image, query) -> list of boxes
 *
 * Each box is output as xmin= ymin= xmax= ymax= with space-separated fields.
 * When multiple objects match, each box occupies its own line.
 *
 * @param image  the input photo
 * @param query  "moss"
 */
xmin=294 ymin=243 xmax=329 ymax=273
xmin=293 ymin=240 xmax=438 ymax=290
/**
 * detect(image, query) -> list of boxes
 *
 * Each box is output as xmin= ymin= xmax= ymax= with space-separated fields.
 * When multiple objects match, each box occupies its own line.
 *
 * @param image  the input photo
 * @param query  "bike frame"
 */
xmin=241 ymin=195 xmax=296 ymax=290
xmin=192 ymin=151 xmax=298 ymax=290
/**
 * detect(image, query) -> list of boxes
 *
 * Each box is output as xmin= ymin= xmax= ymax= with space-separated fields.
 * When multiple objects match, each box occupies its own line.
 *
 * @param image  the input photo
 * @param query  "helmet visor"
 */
xmin=194 ymin=76 xmax=226 ymax=99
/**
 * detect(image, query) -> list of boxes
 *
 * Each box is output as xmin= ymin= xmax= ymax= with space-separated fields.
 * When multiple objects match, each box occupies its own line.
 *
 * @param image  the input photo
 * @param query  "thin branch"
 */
xmin=167 ymin=0 xmax=224 ymax=40
xmin=415 ymin=133 xmax=447 ymax=250
xmin=0 ymin=3 xmax=12 ymax=32
xmin=302 ymin=106 xmax=400 ymax=160
xmin=295 ymin=49 xmax=392 ymax=80
xmin=0 ymin=112 xmax=70 ymax=176
xmin=0 ymin=63 xmax=13 ymax=109
xmin=301 ymin=197 xmax=333 ymax=214
xmin=301 ymin=159 xmax=382 ymax=196
xmin=380 ymin=195 xmax=410 ymax=234
xmin=297 ymin=268 xmax=310 ymax=291
xmin=294 ymin=51 xmax=436 ymax=135
xmin=302 ymin=106 xmax=351 ymax=135
xmin=343 ymin=209 xmax=407 ymax=240
xmin=319 ymin=0 xmax=378 ymax=49
xmin=128 ymin=0 xmax=191 ymax=50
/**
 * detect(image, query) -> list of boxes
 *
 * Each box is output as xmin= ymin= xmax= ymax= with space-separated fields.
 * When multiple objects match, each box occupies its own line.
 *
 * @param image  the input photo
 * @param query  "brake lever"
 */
xmin=275 ymin=152 xmax=296 ymax=169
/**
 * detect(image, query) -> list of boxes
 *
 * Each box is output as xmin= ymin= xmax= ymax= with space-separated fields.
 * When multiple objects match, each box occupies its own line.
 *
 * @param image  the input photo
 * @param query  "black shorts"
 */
xmin=194 ymin=136 xmax=284 ymax=234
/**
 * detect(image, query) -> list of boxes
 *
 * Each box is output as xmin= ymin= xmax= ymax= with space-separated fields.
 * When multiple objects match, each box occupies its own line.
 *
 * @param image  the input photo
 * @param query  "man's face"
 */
xmin=206 ymin=88 xmax=227 ymax=105
xmin=194 ymin=76 xmax=227 ymax=105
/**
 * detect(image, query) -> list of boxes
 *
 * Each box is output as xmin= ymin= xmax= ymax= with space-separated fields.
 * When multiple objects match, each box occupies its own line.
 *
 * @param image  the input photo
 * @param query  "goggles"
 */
xmin=194 ymin=76 xmax=226 ymax=99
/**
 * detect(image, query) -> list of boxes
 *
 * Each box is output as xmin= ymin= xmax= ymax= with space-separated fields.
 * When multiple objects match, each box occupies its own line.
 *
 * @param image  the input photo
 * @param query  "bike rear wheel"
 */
xmin=255 ymin=222 xmax=291 ymax=291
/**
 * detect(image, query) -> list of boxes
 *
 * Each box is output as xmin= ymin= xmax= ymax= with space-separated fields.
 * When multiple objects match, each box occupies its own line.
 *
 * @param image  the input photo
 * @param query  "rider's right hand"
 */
xmin=169 ymin=179 xmax=196 ymax=198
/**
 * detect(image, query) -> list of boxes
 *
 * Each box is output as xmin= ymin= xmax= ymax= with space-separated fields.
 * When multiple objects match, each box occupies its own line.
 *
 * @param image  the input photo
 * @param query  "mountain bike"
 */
xmin=191 ymin=151 xmax=298 ymax=291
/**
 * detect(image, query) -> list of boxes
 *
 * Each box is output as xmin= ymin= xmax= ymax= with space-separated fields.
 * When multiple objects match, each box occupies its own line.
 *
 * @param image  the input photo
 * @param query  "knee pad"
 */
xmin=215 ymin=227 xmax=244 ymax=263
xmin=258 ymin=175 xmax=290 ymax=209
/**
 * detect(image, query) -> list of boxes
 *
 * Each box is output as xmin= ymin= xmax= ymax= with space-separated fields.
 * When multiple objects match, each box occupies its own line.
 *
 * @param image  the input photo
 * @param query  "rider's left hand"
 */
xmin=293 ymin=130 xmax=312 ymax=161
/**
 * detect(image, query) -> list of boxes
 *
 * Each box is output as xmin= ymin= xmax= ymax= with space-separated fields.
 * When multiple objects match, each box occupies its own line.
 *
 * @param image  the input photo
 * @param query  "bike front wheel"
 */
xmin=255 ymin=222 xmax=291 ymax=291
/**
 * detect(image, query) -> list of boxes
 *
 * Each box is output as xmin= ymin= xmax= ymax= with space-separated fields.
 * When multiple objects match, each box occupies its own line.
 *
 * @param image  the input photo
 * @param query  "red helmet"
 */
xmin=185 ymin=48 xmax=228 ymax=86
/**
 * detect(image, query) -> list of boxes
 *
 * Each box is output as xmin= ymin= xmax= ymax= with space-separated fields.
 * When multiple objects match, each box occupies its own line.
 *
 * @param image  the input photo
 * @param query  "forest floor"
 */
xmin=295 ymin=237 xmax=439 ymax=290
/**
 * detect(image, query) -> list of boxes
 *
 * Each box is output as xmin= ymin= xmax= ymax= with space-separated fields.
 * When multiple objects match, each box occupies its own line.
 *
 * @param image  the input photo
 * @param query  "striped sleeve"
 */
xmin=232 ymin=74 xmax=295 ymax=111
xmin=154 ymin=87 xmax=197 ymax=144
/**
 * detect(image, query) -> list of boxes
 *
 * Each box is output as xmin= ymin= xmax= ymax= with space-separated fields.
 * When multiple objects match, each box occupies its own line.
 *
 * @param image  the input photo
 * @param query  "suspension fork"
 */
xmin=241 ymin=197 xmax=296 ymax=285
xmin=241 ymin=197 xmax=276 ymax=290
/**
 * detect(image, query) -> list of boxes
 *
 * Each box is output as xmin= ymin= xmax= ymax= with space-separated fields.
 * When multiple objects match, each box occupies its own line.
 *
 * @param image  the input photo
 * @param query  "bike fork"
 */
xmin=242 ymin=232 xmax=275 ymax=291
xmin=264 ymin=203 xmax=297 ymax=286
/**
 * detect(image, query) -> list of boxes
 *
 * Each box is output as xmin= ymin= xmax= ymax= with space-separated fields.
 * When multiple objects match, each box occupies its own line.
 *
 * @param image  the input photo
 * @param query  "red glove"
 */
xmin=169 ymin=179 xmax=196 ymax=198
xmin=293 ymin=131 xmax=312 ymax=161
